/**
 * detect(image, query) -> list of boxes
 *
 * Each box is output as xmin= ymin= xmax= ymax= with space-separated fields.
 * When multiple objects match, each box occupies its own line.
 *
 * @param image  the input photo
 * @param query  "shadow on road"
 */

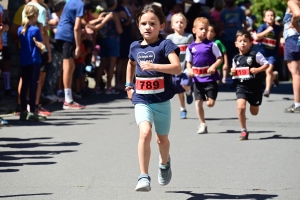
xmin=219 ymin=130 xmax=276 ymax=134
xmin=166 ymin=191 xmax=278 ymax=200
xmin=0 ymin=193 xmax=52 ymax=198
xmin=259 ymin=134 xmax=300 ymax=140
xmin=0 ymin=137 xmax=80 ymax=173
xmin=188 ymin=118 xmax=238 ymax=121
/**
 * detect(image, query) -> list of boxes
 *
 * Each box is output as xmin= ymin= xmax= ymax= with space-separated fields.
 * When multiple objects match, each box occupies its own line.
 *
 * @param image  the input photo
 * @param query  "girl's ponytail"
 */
xmin=21 ymin=17 xmax=30 ymax=34
xmin=21 ymin=5 xmax=39 ymax=35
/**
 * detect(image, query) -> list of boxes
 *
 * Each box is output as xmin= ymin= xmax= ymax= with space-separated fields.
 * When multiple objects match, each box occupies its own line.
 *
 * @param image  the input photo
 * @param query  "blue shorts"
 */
xmin=265 ymin=56 xmax=276 ymax=65
xmin=99 ymin=38 xmax=120 ymax=58
xmin=134 ymin=100 xmax=171 ymax=135
xmin=172 ymin=72 xmax=192 ymax=93
xmin=74 ymin=63 xmax=85 ymax=78
xmin=284 ymin=35 xmax=300 ymax=61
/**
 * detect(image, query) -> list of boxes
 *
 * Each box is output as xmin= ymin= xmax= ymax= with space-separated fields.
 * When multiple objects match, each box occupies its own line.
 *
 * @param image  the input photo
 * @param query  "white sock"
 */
xmin=185 ymin=90 xmax=191 ymax=95
xmin=180 ymin=107 xmax=186 ymax=111
xmin=64 ymin=88 xmax=73 ymax=103
xmin=295 ymin=103 xmax=300 ymax=108
xmin=2 ymin=72 xmax=10 ymax=90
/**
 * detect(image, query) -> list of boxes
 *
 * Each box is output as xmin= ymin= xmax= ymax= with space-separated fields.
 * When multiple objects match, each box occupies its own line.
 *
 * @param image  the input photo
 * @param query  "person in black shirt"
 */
xmin=231 ymin=30 xmax=269 ymax=140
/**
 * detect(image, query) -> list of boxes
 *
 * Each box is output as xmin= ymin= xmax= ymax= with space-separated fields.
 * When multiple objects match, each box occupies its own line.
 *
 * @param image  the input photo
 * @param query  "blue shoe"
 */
xmin=158 ymin=155 xmax=172 ymax=186
xmin=185 ymin=93 xmax=193 ymax=104
xmin=180 ymin=110 xmax=187 ymax=119
xmin=0 ymin=117 xmax=10 ymax=127
xmin=135 ymin=174 xmax=151 ymax=192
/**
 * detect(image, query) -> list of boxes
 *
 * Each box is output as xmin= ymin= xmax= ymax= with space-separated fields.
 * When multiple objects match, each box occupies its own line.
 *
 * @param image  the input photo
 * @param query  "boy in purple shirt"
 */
xmin=186 ymin=17 xmax=223 ymax=134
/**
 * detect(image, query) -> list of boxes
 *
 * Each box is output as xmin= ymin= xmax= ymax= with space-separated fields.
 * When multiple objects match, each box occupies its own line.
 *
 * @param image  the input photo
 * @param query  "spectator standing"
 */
xmin=55 ymin=0 xmax=86 ymax=109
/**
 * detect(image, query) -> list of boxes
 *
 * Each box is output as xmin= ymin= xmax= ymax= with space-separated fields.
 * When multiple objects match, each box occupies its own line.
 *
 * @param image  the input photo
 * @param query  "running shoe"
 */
xmin=27 ymin=112 xmax=46 ymax=122
xmin=36 ymin=105 xmax=51 ymax=117
xmin=185 ymin=93 xmax=193 ymax=105
xmin=158 ymin=155 xmax=172 ymax=186
xmin=63 ymin=101 xmax=86 ymax=110
xmin=263 ymin=90 xmax=270 ymax=98
xmin=0 ymin=117 xmax=10 ymax=127
xmin=284 ymin=104 xmax=300 ymax=113
xmin=273 ymin=71 xmax=279 ymax=87
xmin=239 ymin=130 xmax=249 ymax=140
xmin=197 ymin=123 xmax=208 ymax=134
xmin=180 ymin=110 xmax=187 ymax=119
xmin=135 ymin=174 xmax=151 ymax=192
xmin=105 ymin=87 xmax=120 ymax=95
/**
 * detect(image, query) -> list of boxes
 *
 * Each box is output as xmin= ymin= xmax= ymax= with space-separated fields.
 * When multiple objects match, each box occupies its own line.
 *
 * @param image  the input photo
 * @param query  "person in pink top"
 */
xmin=210 ymin=0 xmax=225 ymax=24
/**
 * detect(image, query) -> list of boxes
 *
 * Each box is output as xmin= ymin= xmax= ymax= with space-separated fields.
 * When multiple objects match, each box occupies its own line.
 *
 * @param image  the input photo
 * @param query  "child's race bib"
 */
xmin=232 ymin=67 xmax=251 ymax=79
xmin=136 ymin=76 xmax=165 ymax=94
xmin=192 ymin=66 xmax=210 ymax=77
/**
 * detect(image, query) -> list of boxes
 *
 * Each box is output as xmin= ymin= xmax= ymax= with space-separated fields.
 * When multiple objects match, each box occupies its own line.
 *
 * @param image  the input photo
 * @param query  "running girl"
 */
xmin=18 ymin=5 xmax=46 ymax=121
xmin=125 ymin=4 xmax=181 ymax=192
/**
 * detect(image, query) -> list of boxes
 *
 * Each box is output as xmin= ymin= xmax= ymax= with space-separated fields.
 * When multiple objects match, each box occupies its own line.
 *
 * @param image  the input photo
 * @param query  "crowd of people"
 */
xmin=0 ymin=0 xmax=299 ymax=192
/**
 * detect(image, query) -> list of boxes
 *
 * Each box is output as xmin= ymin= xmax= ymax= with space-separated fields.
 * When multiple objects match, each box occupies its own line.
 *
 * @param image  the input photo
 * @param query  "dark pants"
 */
xmin=21 ymin=64 xmax=40 ymax=112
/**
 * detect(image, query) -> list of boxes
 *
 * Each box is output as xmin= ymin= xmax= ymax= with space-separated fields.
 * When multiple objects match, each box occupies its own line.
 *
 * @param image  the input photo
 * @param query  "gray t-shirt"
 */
xmin=167 ymin=33 xmax=194 ymax=71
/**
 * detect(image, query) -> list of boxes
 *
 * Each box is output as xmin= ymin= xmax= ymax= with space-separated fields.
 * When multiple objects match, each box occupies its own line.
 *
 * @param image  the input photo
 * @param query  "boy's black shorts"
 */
xmin=56 ymin=40 xmax=75 ymax=59
xmin=236 ymin=86 xmax=263 ymax=106
xmin=194 ymin=81 xmax=218 ymax=101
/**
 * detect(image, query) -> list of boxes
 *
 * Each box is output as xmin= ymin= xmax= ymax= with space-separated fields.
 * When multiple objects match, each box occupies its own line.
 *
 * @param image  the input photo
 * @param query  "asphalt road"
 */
xmin=1 ymin=83 xmax=299 ymax=200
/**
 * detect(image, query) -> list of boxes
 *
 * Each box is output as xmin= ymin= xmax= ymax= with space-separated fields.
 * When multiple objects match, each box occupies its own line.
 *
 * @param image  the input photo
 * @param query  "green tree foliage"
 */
xmin=236 ymin=0 xmax=287 ymax=27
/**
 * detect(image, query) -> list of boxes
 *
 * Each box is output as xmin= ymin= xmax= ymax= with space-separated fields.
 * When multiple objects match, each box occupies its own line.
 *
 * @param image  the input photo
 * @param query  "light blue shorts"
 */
xmin=134 ymin=100 xmax=171 ymax=135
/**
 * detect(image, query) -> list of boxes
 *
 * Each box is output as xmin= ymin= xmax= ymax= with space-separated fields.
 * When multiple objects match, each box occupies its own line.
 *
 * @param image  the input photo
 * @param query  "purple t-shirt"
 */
xmin=186 ymin=39 xmax=222 ymax=82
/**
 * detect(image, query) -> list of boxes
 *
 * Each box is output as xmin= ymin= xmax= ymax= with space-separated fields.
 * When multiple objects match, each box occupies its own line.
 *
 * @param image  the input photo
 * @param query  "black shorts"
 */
xmin=40 ymin=52 xmax=50 ymax=72
xmin=236 ymin=86 xmax=263 ymax=106
xmin=194 ymin=81 xmax=218 ymax=101
xmin=56 ymin=40 xmax=75 ymax=59
xmin=2 ymin=46 xmax=10 ymax=60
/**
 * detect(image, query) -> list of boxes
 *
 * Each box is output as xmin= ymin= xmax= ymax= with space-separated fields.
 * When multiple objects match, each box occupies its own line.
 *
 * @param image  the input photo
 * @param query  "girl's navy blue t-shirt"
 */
xmin=129 ymin=39 xmax=180 ymax=104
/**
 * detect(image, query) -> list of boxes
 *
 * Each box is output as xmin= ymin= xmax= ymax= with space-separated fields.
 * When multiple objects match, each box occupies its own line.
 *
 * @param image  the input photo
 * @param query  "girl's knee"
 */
xmin=237 ymin=105 xmax=246 ymax=112
xmin=156 ymin=135 xmax=169 ymax=146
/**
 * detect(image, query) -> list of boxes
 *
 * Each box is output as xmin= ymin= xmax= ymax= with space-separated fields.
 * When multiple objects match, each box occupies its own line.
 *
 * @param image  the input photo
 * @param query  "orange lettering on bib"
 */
xmin=136 ymin=76 xmax=165 ymax=94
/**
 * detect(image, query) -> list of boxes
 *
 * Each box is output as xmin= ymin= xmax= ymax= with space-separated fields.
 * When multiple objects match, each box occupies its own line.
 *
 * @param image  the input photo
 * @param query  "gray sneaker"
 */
xmin=197 ymin=123 xmax=208 ymax=134
xmin=135 ymin=174 xmax=151 ymax=192
xmin=285 ymin=104 xmax=300 ymax=113
xmin=158 ymin=155 xmax=172 ymax=186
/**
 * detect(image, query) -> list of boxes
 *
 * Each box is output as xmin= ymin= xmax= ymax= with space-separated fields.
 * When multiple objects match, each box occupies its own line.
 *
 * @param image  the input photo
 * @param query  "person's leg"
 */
xmin=156 ymin=134 xmax=170 ymax=165
xmin=287 ymin=60 xmax=300 ymax=104
xmin=20 ymin=67 xmax=30 ymax=112
xmin=138 ymin=121 xmax=152 ymax=175
xmin=206 ymin=98 xmax=215 ymax=107
xmin=195 ymin=99 xmax=205 ymax=124
xmin=35 ymin=71 xmax=46 ymax=105
xmin=264 ymin=64 xmax=274 ymax=96
xmin=2 ymin=60 xmax=11 ymax=92
xmin=250 ymin=105 xmax=259 ymax=116
xmin=178 ymin=93 xmax=185 ymax=110
xmin=95 ymin=57 xmax=108 ymax=90
xmin=106 ymin=56 xmax=117 ymax=89
xmin=237 ymin=98 xmax=247 ymax=130
xmin=205 ymin=81 xmax=218 ymax=107
xmin=29 ymin=65 xmax=41 ymax=113
xmin=63 ymin=58 xmax=75 ymax=103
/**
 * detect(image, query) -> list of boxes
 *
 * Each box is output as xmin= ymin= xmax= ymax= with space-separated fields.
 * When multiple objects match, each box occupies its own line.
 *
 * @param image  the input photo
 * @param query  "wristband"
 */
xmin=125 ymin=83 xmax=133 ymax=87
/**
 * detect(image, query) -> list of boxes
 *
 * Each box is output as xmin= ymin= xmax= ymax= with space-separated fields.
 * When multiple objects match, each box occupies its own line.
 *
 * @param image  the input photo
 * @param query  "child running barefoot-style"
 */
xmin=207 ymin=24 xmax=229 ymax=84
xmin=125 ymin=4 xmax=181 ymax=192
xmin=255 ymin=9 xmax=281 ymax=97
xmin=231 ymin=30 xmax=269 ymax=140
xmin=18 ymin=5 xmax=46 ymax=121
xmin=186 ymin=17 xmax=223 ymax=134
xmin=166 ymin=13 xmax=194 ymax=119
